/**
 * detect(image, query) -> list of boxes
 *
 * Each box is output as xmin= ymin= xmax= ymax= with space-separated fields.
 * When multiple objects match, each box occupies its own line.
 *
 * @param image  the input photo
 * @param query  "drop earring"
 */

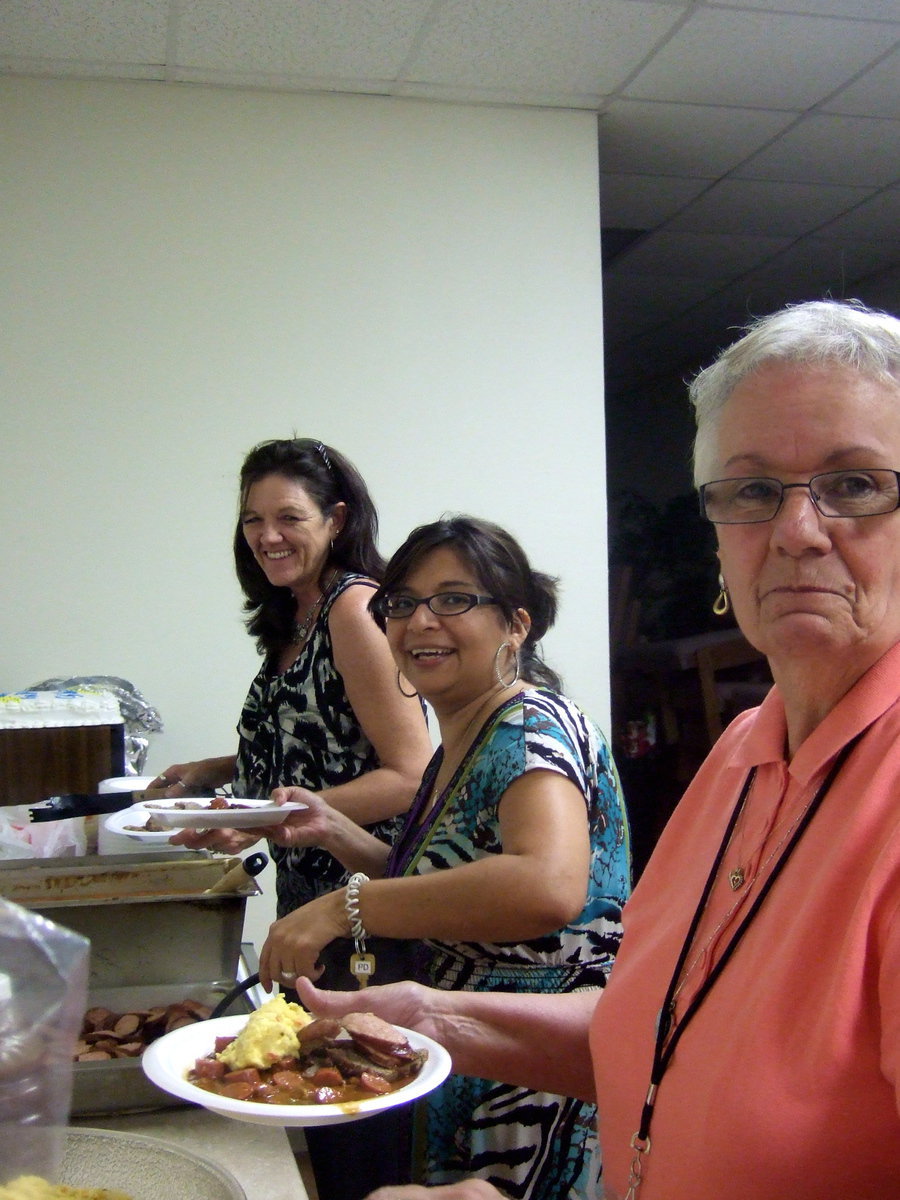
xmin=713 ymin=574 xmax=730 ymax=617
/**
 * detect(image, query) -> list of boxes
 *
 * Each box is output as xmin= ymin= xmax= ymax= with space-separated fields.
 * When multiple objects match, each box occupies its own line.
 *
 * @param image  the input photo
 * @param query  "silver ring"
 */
xmin=175 ymin=779 xmax=188 ymax=788
xmin=280 ymin=972 xmax=297 ymax=984
xmin=157 ymin=775 xmax=169 ymax=785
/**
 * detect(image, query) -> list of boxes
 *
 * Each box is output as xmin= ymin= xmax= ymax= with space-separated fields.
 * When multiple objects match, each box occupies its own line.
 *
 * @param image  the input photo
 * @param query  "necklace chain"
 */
xmin=729 ymin=766 xmax=815 ymax=892
xmin=291 ymin=569 xmax=338 ymax=645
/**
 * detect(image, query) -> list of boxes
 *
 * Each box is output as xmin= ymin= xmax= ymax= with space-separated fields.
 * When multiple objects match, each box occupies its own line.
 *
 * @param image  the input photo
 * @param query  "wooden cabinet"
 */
xmin=0 ymin=724 xmax=126 ymax=805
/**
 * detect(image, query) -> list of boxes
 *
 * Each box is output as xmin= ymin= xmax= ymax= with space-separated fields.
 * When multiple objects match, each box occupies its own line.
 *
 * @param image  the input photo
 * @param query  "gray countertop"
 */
xmin=74 ymin=1107 xmax=309 ymax=1200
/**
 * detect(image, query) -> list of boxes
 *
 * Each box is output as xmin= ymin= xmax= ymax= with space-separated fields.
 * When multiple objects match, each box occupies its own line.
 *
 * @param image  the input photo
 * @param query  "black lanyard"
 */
xmin=631 ymin=731 xmax=864 ymax=1165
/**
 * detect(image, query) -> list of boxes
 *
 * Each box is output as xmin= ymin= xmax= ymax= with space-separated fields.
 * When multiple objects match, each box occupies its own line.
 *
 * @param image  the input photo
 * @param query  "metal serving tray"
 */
xmin=0 ymin=852 xmax=259 ymax=987
xmin=0 ymin=853 xmax=264 ymax=1115
xmin=71 ymin=965 xmax=263 ymax=1117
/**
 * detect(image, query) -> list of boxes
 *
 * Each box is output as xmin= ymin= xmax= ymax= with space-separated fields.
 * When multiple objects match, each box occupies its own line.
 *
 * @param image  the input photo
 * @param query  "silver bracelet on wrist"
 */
xmin=345 ymin=872 xmax=370 ymax=956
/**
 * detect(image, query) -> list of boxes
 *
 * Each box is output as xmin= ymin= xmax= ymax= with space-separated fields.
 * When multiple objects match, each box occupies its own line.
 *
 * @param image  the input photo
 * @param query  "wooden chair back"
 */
xmin=695 ymin=632 xmax=770 ymax=746
xmin=609 ymin=562 xmax=641 ymax=650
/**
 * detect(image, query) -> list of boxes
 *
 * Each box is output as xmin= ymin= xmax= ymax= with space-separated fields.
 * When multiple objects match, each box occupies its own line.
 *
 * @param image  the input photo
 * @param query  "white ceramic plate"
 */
xmin=141 ymin=797 xmax=308 ymax=829
xmin=103 ymin=803 xmax=178 ymax=843
xmin=142 ymin=1013 xmax=451 ymax=1126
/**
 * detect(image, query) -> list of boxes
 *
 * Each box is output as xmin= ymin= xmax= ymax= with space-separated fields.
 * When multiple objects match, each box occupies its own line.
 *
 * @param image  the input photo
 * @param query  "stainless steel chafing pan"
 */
xmin=0 ymin=852 xmax=264 ymax=1114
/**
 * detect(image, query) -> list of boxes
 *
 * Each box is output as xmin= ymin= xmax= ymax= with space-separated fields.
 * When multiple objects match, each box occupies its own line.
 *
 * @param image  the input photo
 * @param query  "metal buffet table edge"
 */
xmin=74 ymin=942 xmax=309 ymax=1200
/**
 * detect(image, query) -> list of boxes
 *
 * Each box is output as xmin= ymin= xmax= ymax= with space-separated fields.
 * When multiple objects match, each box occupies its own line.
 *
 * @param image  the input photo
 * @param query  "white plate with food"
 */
xmin=140 ymin=797 xmax=308 ymax=829
xmin=103 ymin=803 xmax=180 ymax=843
xmin=141 ymin=1001 xmax=451 ymax=1127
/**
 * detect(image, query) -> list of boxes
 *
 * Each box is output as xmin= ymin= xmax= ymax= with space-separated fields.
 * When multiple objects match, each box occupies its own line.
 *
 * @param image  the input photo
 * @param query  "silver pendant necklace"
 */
xmin=291 ymin=569 xmax=338 ymax=645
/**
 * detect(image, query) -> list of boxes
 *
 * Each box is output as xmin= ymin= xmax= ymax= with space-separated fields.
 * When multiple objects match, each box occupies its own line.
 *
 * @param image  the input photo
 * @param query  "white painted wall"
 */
xmin=1 ymin=78 xmax=608 ymax=948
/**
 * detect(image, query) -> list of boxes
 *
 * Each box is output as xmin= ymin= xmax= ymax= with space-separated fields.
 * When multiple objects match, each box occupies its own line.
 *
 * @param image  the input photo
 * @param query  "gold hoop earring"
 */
xmin=494 ymin=642 xmax=521 ymax=688
xmin=713 ymin=574 xmax=730 ymax=617
xmin=397 ymin=670 xmax=418 ymax=698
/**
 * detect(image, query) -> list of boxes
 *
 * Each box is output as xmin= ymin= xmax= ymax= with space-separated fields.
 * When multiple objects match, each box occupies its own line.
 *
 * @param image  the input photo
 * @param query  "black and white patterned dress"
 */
xmin=233 ymin=571 xmax=409 ymax=986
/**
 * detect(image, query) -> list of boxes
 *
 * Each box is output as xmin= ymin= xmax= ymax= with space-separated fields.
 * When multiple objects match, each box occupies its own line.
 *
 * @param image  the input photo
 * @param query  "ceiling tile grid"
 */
xmin=665 ymin=179 xmax=878 ymax=238
xmin=2 ymin=0 xmax=899 ymax=394
xmin=620 ymin=8 xmax=900 ymax=110
xmin=597 ymin=99 xmax=799 ymax=177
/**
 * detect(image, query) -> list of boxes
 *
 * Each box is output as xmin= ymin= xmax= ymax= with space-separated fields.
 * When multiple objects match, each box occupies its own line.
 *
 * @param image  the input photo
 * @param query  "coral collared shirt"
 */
xmin=592 ymin=640 xmax=900 ymax=1199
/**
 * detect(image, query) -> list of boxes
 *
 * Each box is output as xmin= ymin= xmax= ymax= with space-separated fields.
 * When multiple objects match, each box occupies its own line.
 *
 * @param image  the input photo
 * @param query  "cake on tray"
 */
xmin=0 ymin=688 xmax=124 ymax=728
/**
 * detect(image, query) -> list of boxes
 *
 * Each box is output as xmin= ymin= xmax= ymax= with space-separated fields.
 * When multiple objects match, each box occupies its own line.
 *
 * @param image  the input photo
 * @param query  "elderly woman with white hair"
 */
xmin=295 ymin=298 xmax=900 ymax=1200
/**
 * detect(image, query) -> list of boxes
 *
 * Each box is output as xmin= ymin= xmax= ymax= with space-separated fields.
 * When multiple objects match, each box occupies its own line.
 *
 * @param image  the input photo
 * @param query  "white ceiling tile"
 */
xmin=814 ymin=187 xmax=900 ymax=240
xmin=622 ymin=8 xmax=898 ymax=109
xmin=405 ymin=0 xmax=685 ymax=94
xmin=2 ymin=0 xmax=899 ymax=401
xmin=613 ymin=230 xmax=791 ymax=277
xmin=0 ymin=0 xmax=168 ymax=61
xmin=746 ymin=236 xmax=900 ymax=291
xmin=174 ymin=0 xmax=431 ymax=75
xmin=667 ymin=179 xmax=876 ymax=236
xmin=715 ymin=0 xmax=900 ymax=20
xmin=599 ymin=100 xmax=796 ymax=176
xmin=821 ymin=47 xmax=900 ymax=119
xmin=736 ymin=114 xmax=900 ymax=187
xmin=599 ymin=173 xmax=711 ymax=227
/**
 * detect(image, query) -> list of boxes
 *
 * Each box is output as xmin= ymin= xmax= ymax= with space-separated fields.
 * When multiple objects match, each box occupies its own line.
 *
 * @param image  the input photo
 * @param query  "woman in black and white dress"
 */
xmin=154 ymin=437 xmax=432 ymax=1200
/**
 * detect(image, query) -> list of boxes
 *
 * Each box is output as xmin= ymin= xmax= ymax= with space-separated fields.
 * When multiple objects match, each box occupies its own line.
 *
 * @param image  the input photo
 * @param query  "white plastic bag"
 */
xmin=0 ymin=898 xmax=90 ymax=1183
xmin=0 ymin=809 xmax=86 ymax=859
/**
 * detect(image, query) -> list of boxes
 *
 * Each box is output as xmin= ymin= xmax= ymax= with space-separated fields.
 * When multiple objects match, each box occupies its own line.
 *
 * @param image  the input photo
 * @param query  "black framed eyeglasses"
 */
xmin=374 ymin=592 xmax=500 ymax=619
xmin=700 ymin=469 xmax=900 ymax=525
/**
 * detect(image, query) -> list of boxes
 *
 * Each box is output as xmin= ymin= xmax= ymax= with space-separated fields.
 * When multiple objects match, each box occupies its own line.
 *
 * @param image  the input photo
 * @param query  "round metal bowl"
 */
xmin=61 ymin=1127 xmax=245 ymax=1200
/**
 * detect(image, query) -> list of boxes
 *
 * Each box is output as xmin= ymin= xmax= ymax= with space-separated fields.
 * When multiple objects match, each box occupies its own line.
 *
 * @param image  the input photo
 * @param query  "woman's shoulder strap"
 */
xmin=322 ymin=571 xmax=377 ymax=616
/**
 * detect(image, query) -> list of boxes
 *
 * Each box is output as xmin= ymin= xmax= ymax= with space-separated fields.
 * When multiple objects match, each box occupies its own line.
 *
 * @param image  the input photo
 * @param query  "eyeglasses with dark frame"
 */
xmin=374 ymin=592 xmax=500 ymax=619
xmin=699 ymin=469 xmax=900 ymax=525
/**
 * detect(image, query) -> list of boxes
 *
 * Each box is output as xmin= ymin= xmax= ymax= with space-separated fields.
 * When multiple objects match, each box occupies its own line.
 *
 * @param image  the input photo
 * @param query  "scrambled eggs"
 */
xmin=0 ymin=1180 xmax=131 ymax=1200
xmin=217 ymin=993 xmax=312 ymax=1070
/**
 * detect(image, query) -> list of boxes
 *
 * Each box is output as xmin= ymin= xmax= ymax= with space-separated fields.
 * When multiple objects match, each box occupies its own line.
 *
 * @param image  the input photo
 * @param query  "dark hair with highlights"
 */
xmin=234 ymin=438 xmax=384 ymax=656
xmin=371 ymin=514 xmax=563 ymax=691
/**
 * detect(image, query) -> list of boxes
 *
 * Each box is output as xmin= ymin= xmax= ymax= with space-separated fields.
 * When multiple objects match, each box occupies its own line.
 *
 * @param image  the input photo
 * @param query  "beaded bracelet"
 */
xmin=345 ymin=872 xmax=370 ymax=948
xmin=346 ymin=873 xmax=375 ymax=988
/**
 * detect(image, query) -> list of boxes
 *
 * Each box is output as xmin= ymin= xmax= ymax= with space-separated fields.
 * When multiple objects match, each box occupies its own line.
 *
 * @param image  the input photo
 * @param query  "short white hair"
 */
xmin=690 ymin=299 xmax=900 ymax=485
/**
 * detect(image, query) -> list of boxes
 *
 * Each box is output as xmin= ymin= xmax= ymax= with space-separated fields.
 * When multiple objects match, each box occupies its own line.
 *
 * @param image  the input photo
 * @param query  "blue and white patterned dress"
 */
xmin=386 ymin=687 xmax=631 ymax=1200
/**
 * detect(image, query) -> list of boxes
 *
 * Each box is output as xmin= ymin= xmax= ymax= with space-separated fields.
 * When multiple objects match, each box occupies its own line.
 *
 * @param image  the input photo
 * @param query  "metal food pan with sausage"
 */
xmin=0 ymin=852 xmax=265 ymax=1115
xmin=72 ymin=976 xmax=264 ymax=1116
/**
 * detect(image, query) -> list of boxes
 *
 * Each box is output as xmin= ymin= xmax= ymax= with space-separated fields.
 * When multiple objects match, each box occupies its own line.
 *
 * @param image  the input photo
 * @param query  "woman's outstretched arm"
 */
xmin=296 ymin=977 xmax=600 ymax=1104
